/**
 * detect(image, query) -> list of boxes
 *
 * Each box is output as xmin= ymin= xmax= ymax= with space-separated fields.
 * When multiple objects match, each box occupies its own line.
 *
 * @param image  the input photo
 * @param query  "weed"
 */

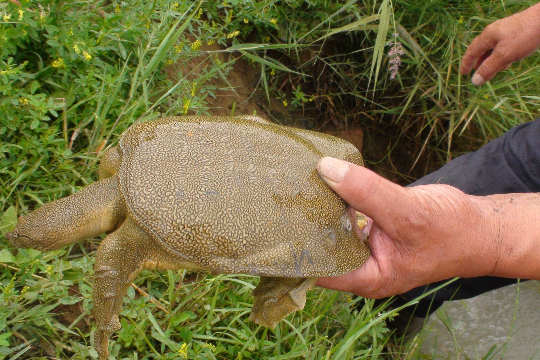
xmin=1 ymin=0 xmax=538 ymax=358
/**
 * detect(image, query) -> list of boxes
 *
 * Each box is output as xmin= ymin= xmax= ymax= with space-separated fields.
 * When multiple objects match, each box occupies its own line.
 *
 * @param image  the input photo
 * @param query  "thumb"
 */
xmin=471 ymin=48 xmax=511 ymax=86
xmin=317 ymin=157 xmax=410 ymax=229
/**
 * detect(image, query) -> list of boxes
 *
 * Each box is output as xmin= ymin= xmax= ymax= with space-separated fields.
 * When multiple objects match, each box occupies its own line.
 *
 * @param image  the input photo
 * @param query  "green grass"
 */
xmin=1 ymin=0 xmax=539 ymax=358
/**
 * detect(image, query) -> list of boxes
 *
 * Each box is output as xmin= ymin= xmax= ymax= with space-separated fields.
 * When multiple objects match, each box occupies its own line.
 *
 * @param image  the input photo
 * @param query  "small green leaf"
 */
xmin=30 ymin=119 xmax=40 ymax=129
xmin=30 ymin=81 xmax=39 ymax=94
xmin=118 ymin=42 xmax=127 ymax=59
xmin=0 ymin=332 xmax=11 ymax=347
xmin=0 ymin=206 xmax=17 ymax=237
xmin=126 ymin=285 xmax=135 ymax=299
xmin=0 ymin=249 xmax=15 ymax=263
xmin=59 ymin=296 xmax=80 ymax=305
xmin=170 ymin=312 xmax=191 ymax=326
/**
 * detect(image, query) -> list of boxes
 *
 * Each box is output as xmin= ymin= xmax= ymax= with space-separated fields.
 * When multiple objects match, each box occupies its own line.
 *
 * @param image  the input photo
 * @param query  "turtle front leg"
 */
xmin=250 ymin=277 xmax=317 ymax=328
xmin=93 ymin=216 xmax=151 ymax=360
xmin=7 ymin=176 xmax=125 ymax=251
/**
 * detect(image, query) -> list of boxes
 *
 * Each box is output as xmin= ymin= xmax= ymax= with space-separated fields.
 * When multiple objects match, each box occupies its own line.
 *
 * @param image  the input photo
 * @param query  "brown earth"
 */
xmin=166 ymin=43 xmax=365 ymax=153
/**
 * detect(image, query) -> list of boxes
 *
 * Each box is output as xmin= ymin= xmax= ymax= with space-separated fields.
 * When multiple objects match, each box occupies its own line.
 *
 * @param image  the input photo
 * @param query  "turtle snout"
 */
xmin=6 ymin=230 xmax=24 ymax=247
xmin=6 ymin=230 xmax=41 ymax=250
xmin=7 ymin=230 xmax=25 ymax=247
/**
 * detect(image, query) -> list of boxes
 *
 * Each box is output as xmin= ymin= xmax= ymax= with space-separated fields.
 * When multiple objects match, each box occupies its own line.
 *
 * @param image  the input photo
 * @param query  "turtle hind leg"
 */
xmin=249 ymin=277 xmax=317 ymax=328
xmin=98 ymin=146 xmax=121 ymax=180
xmin=93 ymin=216 xmax=205 ymax=360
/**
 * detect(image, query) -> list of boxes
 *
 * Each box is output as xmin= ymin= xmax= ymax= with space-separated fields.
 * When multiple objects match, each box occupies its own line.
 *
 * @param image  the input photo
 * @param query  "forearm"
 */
xmin=481 ymin=192 xmax=540 ymax=279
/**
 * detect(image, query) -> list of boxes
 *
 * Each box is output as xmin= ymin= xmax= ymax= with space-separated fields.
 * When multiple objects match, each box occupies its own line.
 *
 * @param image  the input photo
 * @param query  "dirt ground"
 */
xmin=167 ymin=43 xmax=365 ymax=154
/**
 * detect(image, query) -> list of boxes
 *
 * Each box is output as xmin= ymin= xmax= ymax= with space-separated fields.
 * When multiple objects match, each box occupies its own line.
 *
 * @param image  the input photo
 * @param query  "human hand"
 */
xmin=315 ymin=157 xmax=502 ymax=298
xmin=461 ymin=3 xmax=540 ymax=86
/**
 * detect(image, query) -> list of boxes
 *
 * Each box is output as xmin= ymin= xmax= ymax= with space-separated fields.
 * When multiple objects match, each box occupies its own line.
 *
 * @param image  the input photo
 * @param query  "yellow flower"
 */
xmin=226 ymin=30 xmax=240 ymax=39
xmin=270 ymin=69 xmax=275 ymax=76
xmin=458 ymin=16 xmax=464 ymax=24
xmin=45 ymin=265 xmax=54 ymax=275
xmin=83 ymin=51 xmax=92 ymax=61
xmin=38 ymin=5 xmax=46 ymax=21
xmin=173 ymin=2 xmax=179 ymax=8
xmin=207 ymin=39 xmax=215 ymax=45
xmin=182 ymin=99 xmax=191 ymax=114
xmin=243 ymin=18 xmax=248 ymax=23
xmin=282 ymin=100 xmax=287 ymax=107
xmin=191 ymin=39 xmax=202 ymax=50
xmin=178 ymin=343 xmax=188 ymax=358
xmin=18 ymin=9 xmax=23 ymax=21
xmin=309 ymin=95 xmax=314 ymax=102
xmin=68 ymin=28 xmax=74 ymax=36
xmin=3 ymin=13 xmax=12 ymax=22
xmin=115 ymin=4 xmax=121 ymax=13
xmin=165 ymin=59 xmax=174 ymax=65
xmin=145 ymin=20 xmax=151 ymax=29
xmin=483 ymin=94 xmax=489 ymax=99
xmin=191 ymin=82 xmax=197 ymax=97
xmin=19 ymin=285 xmax=30 ymax=299
xmin=52 ymin=58 xmax=66 ymax=68
xmin=202 ymin=343 xmax=216 ymax=352
xmin=73 ymin=44 xmax=80 ymax=54
xmin=196 ymin=8 xmax=203 ymax=19
xmin=174 ymin=44 xmax=183 ymax=53
xmin=19 ymin=97 xmax=29 ymax=105
xmin=270 ymin=18 xmax=277 ymax=24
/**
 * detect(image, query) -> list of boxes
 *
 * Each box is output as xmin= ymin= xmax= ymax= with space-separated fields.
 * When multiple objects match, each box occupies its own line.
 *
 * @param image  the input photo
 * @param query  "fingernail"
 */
xmin=471 ymin=73 xmax=485 ymax=86
xmin=317 ymin=157 xmax=351 ymax=184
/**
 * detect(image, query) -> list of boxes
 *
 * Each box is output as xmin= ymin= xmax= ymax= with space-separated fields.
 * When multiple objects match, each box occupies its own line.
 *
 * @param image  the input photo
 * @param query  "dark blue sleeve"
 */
xmin=409 ymin=118 xmax=540 ymax=195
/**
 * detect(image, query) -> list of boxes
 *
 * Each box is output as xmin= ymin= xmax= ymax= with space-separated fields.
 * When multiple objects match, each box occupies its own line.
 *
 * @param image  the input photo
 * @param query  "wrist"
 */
xmin=452 ymin=194 xmax=503 ymax=279
xmin=481 ymin=193 xmax=540 ymax=279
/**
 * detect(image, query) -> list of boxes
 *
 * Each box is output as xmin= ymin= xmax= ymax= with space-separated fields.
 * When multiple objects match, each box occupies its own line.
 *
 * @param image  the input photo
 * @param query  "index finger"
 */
xmin=460 ymin=31 xmax=497 ymax=75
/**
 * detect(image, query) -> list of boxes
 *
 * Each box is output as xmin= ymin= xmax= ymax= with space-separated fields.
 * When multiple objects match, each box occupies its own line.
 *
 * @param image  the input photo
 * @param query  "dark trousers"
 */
xmin=392 ymin=118 xmax=540 ymax=317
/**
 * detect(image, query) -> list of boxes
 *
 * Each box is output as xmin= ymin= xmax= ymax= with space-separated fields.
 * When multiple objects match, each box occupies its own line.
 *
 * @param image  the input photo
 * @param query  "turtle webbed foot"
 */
xmin=249 ymin=277 xmax=317 ymax=328
xmin=95 ymin=329 xmax=113 ymax=360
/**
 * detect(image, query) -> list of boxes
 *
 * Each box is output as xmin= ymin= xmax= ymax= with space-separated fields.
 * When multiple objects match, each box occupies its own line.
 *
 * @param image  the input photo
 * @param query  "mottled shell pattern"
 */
xmin=118 ymin=116 xmax=370 ymax=277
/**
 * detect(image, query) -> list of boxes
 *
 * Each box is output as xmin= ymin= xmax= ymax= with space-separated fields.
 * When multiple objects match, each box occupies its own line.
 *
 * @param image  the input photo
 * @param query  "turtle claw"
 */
xmin=95 ymin=329 xmax=112 ymax=360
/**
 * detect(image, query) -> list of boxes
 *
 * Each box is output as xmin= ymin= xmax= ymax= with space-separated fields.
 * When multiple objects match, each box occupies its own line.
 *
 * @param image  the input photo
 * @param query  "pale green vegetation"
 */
xmin=1 ymin=0 xmax=538 ymax=358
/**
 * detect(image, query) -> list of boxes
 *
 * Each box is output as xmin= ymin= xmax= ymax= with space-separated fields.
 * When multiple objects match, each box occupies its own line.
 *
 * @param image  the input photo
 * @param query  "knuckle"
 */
xmin=492 ymin=47 xmax=513 ymax=63
xmin=398 ymin=191 xmax=433 ymax=233
xmin=484 ymin=22 xmax=499 ymax=36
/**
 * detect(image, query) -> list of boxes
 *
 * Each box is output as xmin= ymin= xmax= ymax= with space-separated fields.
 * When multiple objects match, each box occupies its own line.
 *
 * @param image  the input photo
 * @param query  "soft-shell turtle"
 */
xmin=7 ymin=116 xmax=370 ymax=359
